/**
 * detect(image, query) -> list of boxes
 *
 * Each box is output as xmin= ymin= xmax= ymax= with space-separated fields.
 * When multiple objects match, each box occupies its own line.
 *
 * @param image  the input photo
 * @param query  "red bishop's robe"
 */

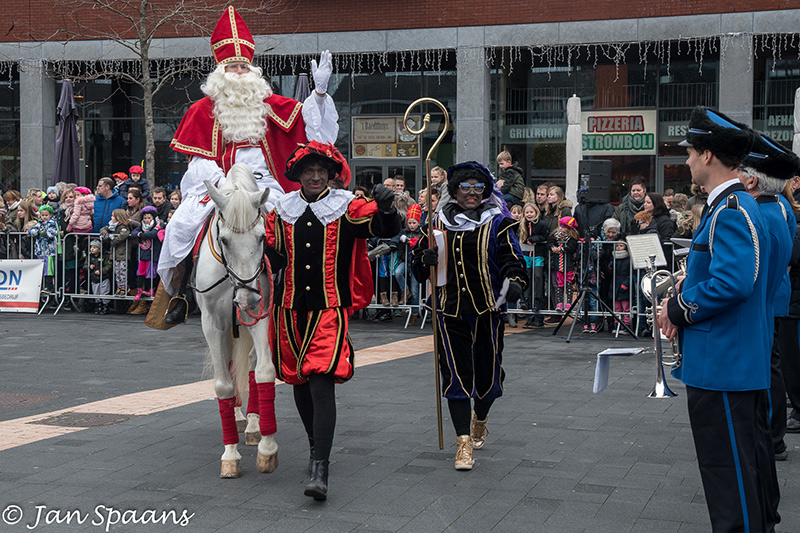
xmin=170 ymin=93 xmax=307 ymax=193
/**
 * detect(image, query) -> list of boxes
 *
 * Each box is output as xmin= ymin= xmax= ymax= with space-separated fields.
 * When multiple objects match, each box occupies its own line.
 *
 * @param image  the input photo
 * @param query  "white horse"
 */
xmin=195 ymin=163 xmax=278 ymax=478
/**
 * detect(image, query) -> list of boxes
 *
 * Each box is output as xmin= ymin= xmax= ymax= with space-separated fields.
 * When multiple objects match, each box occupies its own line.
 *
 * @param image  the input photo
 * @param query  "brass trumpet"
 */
xmin=641 ymin=255 xmax=684 ymax=398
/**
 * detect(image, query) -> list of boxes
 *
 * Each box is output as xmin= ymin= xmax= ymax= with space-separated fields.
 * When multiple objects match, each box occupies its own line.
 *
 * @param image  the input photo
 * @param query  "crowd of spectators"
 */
xmin=0 ymin=168 xmax=181 ymax=315
xmin=0 ymin=154 xmax=715 ymax=328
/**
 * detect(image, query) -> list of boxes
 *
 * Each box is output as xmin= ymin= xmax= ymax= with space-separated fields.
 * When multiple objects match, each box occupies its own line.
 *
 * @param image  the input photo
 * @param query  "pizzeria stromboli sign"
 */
xmin=581 ymin=110 xmax=657 ymax=155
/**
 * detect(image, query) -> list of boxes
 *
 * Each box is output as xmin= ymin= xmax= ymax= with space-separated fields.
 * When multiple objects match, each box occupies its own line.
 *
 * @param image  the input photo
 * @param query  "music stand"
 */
xmin=553 ymin=237 xmax=637 ymax=341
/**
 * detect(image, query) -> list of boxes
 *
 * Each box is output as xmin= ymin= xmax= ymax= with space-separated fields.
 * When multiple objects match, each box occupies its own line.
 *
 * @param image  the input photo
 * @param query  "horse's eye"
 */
xmin=220 ymin=237 xmax=229 ymax=246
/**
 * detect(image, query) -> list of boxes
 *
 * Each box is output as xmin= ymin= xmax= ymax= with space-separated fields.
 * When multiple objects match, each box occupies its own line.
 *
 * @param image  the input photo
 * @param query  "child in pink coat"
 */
xmin=67 ymin=186 xmax=95 ymax=233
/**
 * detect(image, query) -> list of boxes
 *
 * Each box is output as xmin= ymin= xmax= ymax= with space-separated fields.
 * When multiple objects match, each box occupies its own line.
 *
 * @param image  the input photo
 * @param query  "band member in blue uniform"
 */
xmin=658 ymin=107 xmax=773 ymax=532
xmin=412 ymin=161 xmax=528 ymax=471
xmin=739 ymin=132 xmax=798 ymax=526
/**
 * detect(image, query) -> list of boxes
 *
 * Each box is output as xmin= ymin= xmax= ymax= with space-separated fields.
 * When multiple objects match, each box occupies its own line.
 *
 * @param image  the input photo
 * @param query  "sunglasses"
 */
xmin=459 ymin=183 xmax=485 ymax=194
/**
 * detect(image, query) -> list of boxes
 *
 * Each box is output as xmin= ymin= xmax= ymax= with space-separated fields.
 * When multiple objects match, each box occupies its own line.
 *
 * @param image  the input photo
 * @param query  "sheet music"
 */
xmin=626 ymin=233 xmax=668 ymax=270
xmin=593 ymin=355 xmax=610 ymax=393
xmin=494 ymin=278 xmax=510 ymax=309
xmin=593 ymin=347 xmax=645 ymax=393
xmin=598 ymin=347 xmax=645 ymax=356
xmin=433 ymin=230 xmax=447 ymax=286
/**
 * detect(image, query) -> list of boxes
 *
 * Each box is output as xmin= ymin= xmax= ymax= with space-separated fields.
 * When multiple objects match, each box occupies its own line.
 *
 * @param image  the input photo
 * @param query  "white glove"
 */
xmin=310 ymin=50 xmax=332 ymax=95
xmin=400 ymin=235 xmax=408 ymax=243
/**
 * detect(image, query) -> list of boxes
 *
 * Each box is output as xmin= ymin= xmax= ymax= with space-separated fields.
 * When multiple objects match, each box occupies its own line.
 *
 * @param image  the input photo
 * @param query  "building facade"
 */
xmin=0 ymin=3 xmax=798 ymax=203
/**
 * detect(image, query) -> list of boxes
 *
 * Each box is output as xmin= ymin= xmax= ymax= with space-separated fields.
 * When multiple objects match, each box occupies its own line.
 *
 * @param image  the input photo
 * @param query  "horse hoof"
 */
xmin=244 ymin=431 xmax=262 ymax=446
xmin=257 ymin=451 xmax=278 ymax=473
xmin=220 ymin=459 xmax=242 ymax=478
xmin=236 ymin=419 xmax=247 ymax=432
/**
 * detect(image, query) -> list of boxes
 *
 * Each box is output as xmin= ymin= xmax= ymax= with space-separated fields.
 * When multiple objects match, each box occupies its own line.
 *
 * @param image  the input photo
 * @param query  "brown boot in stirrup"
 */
xmin=470 ymin=411 xmax=489 ymax=449
xmin=454 ymin=435 xmax=474 ymax=470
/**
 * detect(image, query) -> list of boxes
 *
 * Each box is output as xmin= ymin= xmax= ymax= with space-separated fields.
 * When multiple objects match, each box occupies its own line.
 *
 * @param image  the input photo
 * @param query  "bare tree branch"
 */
xmin=26 ymin=0 xmax=283 ymax=187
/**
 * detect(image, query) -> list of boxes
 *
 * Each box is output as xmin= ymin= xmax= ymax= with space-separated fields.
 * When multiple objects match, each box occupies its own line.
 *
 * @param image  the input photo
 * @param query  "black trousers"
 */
xmin=769 ymin=319 xmax=787 ymax=453
xmin=686 ymin=386 xmax=777 ymax=532
xmin=435 ymin=311 xmax=505 ymax=401
xmin=777 ymin=317 xmax=800 ymax=420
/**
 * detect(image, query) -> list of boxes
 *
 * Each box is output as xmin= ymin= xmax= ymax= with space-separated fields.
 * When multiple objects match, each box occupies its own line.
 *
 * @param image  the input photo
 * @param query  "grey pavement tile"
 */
xmin=540 ymin=500 xmax=604 ymax=530
xmin=594 ymin=499 xmax=648 ymax=521
xmin=6 ymin=317 xmax=800 ymax=531
xmin=641 ymin=497 xmax=709 ymax=524
xmin=353 ymin=514 xmax=412 ymax=532
xmin=257 ymin=516 xmax=329 ymax=532
xmin=631 ymin=518 xmax=684 ymax=532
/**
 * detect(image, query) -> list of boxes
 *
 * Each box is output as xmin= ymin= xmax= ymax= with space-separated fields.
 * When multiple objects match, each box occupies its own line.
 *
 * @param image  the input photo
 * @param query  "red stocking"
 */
xmin=246 ymin=371 xmax=259 ymax=415
xmin=257 ymin=382 xmax=277 ymax=436
xmin=218 ymin=397 xmax=239 ymax=445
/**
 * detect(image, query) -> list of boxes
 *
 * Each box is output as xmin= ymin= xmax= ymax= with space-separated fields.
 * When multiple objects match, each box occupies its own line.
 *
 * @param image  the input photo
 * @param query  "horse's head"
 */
xmin=204 ymin=164 xmax=270 ymax=313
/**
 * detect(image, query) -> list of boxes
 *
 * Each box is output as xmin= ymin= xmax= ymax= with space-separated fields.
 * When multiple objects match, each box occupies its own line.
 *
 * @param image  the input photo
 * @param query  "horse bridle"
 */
xmin=194 ymin=211 xmax=265 ymax=295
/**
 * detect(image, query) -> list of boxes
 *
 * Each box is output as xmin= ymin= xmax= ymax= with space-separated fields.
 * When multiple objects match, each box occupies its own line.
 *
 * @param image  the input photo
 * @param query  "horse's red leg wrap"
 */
xmin=246 ymin=371 xmax=259 ymax=415
xmin=228 ymin=361 xmax=242 ymax=407
xmin=257 ymin=382 xmax=277 ymax=436
xmin=218 ymin=397 xmax=239 ymax=445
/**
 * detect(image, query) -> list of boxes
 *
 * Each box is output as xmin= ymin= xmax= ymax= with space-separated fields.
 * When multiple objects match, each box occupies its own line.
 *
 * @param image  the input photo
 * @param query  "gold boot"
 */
xmin=470 ymin=411 xmax=489 ymax=449
xmin=454 ymin=435 xmax=473 ymax=470
xmin=391 ymin=292 xmax=399 ymax=307
xmin=380 ymin=292 xmax=389 ymax=306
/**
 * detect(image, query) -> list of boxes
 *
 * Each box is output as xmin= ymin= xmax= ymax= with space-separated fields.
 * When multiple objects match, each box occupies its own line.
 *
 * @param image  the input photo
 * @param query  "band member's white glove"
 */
xmin=311 ymin=50 xmax=332 ymax=95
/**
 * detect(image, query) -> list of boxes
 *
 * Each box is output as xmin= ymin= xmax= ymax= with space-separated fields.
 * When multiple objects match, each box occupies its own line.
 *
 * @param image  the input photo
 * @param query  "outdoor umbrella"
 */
xmin=53 ymin=80 xmax=80 ymax=185
xmin=294 ymin=73 xmax=311 ymax=102
xmin=794 ymin=87 xmax=800 ymax=157
xmin=565 ymin=94 xmax=582 ymax=206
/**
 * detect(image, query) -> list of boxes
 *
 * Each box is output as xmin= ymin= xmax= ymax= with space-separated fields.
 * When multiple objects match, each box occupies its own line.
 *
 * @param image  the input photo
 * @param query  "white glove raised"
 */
xmin=310 ymin=50 xmax=332 ymax=95
xmin=400 ymin=234 xmax=408 ymax=243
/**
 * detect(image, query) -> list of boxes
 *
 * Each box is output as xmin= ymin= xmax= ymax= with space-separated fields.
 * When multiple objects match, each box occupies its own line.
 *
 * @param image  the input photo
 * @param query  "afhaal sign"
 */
xmin=581 ymin=110 xmax=657 ymax=156
xmin=0 ymin=259 xmax=44 ymax=313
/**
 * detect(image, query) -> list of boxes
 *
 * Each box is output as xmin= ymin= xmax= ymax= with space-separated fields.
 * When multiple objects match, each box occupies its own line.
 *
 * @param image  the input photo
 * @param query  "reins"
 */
xmin=194 ymin=209 xmax=271 ymax=332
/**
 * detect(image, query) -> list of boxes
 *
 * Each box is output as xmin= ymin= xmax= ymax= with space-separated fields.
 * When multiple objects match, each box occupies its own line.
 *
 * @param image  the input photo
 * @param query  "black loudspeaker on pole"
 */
xmin=577 ymin=159 xmax=611 ymax=204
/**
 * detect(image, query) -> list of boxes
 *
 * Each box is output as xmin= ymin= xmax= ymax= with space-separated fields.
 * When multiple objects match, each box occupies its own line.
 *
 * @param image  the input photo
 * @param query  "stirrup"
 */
xmin=164 ymin=295 xmax=189 ymax=324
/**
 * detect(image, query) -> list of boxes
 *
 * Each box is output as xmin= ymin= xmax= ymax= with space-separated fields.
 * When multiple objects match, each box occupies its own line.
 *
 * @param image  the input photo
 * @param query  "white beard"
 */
xmin=202 ymin=65 xmax=273 ymax=144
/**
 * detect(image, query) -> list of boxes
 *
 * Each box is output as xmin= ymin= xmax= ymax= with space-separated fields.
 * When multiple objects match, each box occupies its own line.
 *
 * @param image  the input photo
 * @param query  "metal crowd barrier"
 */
xmin=365 ymin=239 xmax=423 ymax=328
xmin=57 ymin=231 xmax=158 ymax=315
xmin=361 ymin=237 xmax=680 ymax=334
xmin=508 ymin=239 xmax=680 ymax=335
xmin=3 ymin=231 xmax=61 ymax=315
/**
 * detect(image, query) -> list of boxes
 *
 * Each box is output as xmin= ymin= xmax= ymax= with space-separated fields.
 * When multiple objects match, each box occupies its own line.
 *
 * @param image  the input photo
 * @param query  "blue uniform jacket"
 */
xmin=666 ymin=183 xmax=771 ymax=391
xmin=757 ymin=194 xmax=795 ymax=320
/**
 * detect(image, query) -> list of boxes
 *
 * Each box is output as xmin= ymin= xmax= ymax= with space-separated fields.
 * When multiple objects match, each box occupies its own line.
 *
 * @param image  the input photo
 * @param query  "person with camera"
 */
xmin=412 ymin=161 xmax=527 ymax=471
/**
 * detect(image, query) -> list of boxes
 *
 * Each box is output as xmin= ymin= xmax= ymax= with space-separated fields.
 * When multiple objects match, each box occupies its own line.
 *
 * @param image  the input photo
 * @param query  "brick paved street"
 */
xmin=1 ymin=312 xmax=798 ymax=532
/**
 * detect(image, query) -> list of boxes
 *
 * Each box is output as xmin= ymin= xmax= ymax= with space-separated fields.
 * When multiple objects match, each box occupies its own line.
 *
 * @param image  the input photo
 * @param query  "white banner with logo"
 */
xmin=0 ymin=260 xmax=43 ymax=313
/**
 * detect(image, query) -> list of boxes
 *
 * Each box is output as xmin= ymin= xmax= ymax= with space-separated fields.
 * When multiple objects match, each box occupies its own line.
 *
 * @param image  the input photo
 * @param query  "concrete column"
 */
xmin=718 ymin=33 xmax=753 ymax=127
xmin=456 ymin=38 xmax=490 ymax=165
xmin=19 ymin=59 xmax=55 ymax=193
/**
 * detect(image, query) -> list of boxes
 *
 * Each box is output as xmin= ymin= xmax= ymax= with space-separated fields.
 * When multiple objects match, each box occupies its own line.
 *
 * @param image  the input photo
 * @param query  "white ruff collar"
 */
xmin=439 ymin=205 xmax=500 ymax=232
xmin=275 ymin=188 xmax=354 ymax=225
